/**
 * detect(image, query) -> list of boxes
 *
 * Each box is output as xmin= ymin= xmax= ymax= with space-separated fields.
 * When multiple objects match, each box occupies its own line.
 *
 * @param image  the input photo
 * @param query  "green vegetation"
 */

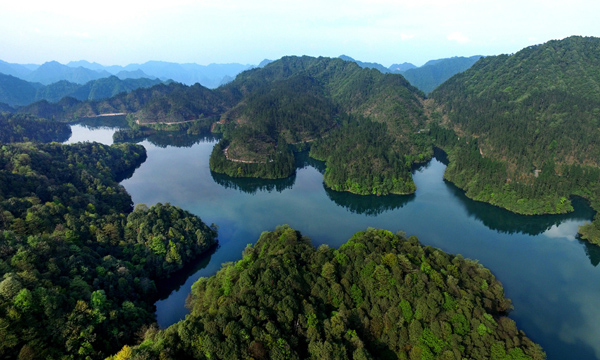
xmin=17 ymin=55 xmax=431 ymax=195
xmin=120 ymin=226 xmax=545 ymax=360
xmin=0 ymin=73 xmax=162 ymax=107
xmin=211 ymin=56 xmax=430 ymax=190
xmin=18 ymin=82 xmax=230 ymax=124
xmin=310 ymin=117 xmax=423 ymax=195
xmin=0 ymin=141 xmax=217 ymax=358
xmin=430 ymin=36 xmax=600 ymax=245
xmin=0 ymin=113 xmax=71 ymax=143
xmin=113 ymin=116 xmax=215 ymax=143
xmin=209 ymin=138 xmax=295 ymax=179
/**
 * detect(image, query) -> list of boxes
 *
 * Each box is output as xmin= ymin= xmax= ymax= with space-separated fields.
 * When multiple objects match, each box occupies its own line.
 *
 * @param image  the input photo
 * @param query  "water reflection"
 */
xmin=77 ymin=115 xmax=129 ymax=128
xmin=445 ymin=180 xmax=595 ymax=236
xmin=211 ymin=171 xmax=296 ymax=194
xmin=324 ymin=187 xmax=415 ymax=216
xmin=155 ymin=244 xmax=218 ymax=300
xmin=125 ymin=132 xmax=218 ymax=148
xmin=579 ymin=236 xmax=600 ymax=266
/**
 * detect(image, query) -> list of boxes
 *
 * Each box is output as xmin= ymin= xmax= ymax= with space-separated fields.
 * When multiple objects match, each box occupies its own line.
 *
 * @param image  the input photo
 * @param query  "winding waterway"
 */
xmin=68 ymin=124 xmax=600 ymax=360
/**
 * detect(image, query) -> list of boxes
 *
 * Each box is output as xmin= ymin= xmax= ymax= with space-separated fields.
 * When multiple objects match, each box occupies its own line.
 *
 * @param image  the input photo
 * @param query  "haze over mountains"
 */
xmin=0 ymin=54 xmax=483 ymax=109
xmin=339 ymin=55 xmax=483 ymax=93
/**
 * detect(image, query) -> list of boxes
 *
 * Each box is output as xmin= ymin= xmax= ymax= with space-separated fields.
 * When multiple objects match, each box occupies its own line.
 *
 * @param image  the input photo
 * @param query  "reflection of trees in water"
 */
xmin=325 ymin=187 xmax=415 ymax=216
xmin=154 ymin=244 xmax=218 ymax=300
xmin=115 ymin=152 xmax=147 ymax=183
xmin=54 ymin=131 xmax=72 ymax=143
xmin=145 ymin=132 xmax=217 ymax=148
xmin=211 ymin=171 xmax=296 ymax=194
xmin=445 ymin=180 xmax=595 ymax=236
xmin=579 ymin=236 xmax=600 ymax=267
xmin=77 ymin=115 xmax=129 ymax=129
xmin=295 ymin=151 xmax=326 ymax=174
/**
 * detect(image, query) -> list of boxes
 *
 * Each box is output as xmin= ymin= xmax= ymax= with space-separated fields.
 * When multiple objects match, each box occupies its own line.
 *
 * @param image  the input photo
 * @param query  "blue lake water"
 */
xmin=68 ymin=124 xmax=600 ymax=360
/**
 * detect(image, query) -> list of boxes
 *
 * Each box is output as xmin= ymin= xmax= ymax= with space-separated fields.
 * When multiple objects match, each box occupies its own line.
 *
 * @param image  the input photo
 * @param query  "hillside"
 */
xmin=19 ymin=81 xmax=231 ymax=123
xmin=117 ymin=226 xmax=545 ymax=360
xmin=430 ymin=35 xmax=600 ymax=243
xmin=0 ymin=138 xmax=218 ymax=359
xmin=211 ymin=56 xmax=430 ymax=193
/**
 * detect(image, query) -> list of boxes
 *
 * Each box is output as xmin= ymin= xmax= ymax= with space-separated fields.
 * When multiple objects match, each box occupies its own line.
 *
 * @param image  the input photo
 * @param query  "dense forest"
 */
xmin=117 ymin=226 xmax=545 ymax=360
xmin=211 ymin=56 xmax=430 ymax=192
xmin=310 ymin=117 xmax=425 ymax=195
xmin=0 ymin=113 xmax=71 ymax=143
xmin=18 ymin=82 xmax=231 ymax=124
xmin=15 ymin=55 xmax=431 ymax=195
xmin=430 ymin=36 xmax=600 ymax=245
xmin=0 ymin=139 xmax=218 ymax=358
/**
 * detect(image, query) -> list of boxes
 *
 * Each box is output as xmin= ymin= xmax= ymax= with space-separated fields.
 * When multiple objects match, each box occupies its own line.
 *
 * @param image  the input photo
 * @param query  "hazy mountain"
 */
xmin=338 ymin=55 xmax=391 ymax=73
xmin=0 ymin=73 xmax=44 ymax=106
xmin=338 ymin=55 xmax=481 ymax=93
xmin=0 ymin=59 xmax=34 ymax=78
xmin=69 ymin=76 xmax=163 ymax=101
xmin=115 ymin=69 xmax=154 ymax=80
xmin=25 ymin=61 xmax=111 ymax=85
xmin=258 ymin=59 xmax=274 ymax=67
xmin=66 ymin=60 xmax=108 ymax=72
xmin=401 ymin=55 xmax=482 ymax=93
xmin=389 ymin=62 xmax=417 ymax=72
xmin=0 ymin=102 xmax=15 ymax=113
xmin=34 ymin=80 xmax=82 ymax=103
xmin=1 ymin=73 xmax=162 ymax=106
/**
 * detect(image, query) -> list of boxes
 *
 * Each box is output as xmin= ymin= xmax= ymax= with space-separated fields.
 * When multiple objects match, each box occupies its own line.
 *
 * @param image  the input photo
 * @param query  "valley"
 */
xmin=2 ymin=35 xmax=600 ymax=359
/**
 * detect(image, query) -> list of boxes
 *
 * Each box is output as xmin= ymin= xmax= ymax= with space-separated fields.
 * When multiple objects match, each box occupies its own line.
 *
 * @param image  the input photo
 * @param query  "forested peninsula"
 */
xmin=430 ymin=35 xmax=600 ymax=245
xmin=0 ymin=117 xmax=218 ymax=358
xmin=116 ymin=226 xmax=545 ymax=360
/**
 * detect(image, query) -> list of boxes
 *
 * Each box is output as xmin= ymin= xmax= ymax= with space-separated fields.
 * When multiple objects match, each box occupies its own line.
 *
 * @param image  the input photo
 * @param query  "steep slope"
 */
xmin=117 ymin=226 xmax=545 ymax=360
xmin=430 ymin=36 xmax=600 ymax=243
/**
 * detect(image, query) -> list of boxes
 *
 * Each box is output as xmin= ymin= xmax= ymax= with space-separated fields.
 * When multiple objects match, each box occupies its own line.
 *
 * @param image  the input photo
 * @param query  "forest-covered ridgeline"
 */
xmin=115 ymin=226 xmax=545 ymax=360
xmin=17 ymin=55 xmax=431 ymax=196
xmin=0 ymin=116 xmax=218 ymax=359
xmin=430 ymin=35 xmax=600 ymax=245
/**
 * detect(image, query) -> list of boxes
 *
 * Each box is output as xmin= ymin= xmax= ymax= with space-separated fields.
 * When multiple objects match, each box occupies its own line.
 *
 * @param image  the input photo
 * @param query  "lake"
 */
xmin=68 ymin=124 xmax=600 ymax=360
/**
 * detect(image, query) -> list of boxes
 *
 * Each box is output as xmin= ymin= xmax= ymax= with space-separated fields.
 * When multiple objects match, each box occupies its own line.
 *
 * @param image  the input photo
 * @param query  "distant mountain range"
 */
xmin=0 ymin=73 xmax=163 ymax=107
xmin=0 ymin=59 xmax=261 ymax=90
xmin=1 ymin=55 xmax=481 ymax=101
xmin=338 ymin=55 xmax=482 ymax=94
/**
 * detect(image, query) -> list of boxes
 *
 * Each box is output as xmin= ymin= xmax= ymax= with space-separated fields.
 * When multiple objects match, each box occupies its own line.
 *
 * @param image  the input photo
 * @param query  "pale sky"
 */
xmin=1 ymin=0 xmax=599 ymax=67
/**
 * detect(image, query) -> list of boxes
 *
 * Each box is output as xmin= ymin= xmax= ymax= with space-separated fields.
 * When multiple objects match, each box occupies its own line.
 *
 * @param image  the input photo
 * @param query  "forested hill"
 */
xmin=432 ymin=36 xmax=600 ymax=170
xmin=18 ymin=81 xmax=231 ymax=124
xmin=117 ymin=226 xmax=545 ymax=360
xmin=429 ymin=36 xmax=600 ymax=244
xmin=18 ymin=56 xmax=429 ymax=195
xmin=210 ymin=56 xmax=431 ymax=194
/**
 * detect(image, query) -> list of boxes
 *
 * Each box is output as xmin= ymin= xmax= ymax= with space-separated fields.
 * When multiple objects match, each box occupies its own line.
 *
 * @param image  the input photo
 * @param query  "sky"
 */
xmin=1 ymin=0 xmax=599 ymax=67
